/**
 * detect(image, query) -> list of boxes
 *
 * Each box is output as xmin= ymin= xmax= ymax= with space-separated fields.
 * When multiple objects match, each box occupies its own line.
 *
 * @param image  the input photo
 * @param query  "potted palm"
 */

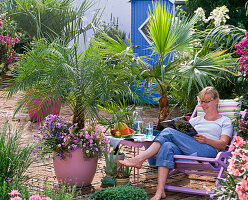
xmin=94 ymin=2 xmax=237 ymax=129
xmin=5 ymin=35 xmax=142 ymax=127
xmin=33 ymin=114 xmax=109 ymax=187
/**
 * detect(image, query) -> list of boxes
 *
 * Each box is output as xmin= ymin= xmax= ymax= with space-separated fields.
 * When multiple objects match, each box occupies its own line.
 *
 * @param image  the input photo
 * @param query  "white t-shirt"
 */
xmin=189 ymin=115 xmax=233 ymax=140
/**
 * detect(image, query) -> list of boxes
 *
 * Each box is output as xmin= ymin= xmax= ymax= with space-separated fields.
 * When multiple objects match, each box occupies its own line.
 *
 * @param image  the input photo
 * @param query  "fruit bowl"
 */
xmin=112 ymin=132 xmax=135 ymax=138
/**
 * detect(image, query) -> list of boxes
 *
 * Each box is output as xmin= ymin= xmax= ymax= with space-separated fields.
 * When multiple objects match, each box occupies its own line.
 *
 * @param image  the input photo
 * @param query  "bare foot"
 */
xmin=150 ymin=191 xmax=166 ymax=200
xmin=118 ymin=157 xmax=143 ymax=169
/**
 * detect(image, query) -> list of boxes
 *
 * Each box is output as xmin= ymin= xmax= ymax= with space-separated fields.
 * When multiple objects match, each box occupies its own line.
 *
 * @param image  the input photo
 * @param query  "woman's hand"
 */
xmin=194 ymin=134 xmax=207 ymax=144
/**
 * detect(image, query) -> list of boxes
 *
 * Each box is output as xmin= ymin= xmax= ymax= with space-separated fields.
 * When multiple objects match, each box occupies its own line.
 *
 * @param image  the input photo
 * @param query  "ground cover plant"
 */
xmin=90 ymin=184 xmax=148 ymax=200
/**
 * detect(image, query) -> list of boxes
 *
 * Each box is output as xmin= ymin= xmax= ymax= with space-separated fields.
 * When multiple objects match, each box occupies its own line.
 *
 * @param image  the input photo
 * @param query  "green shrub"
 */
xmin=101 ymin=176 xmax=116 ymax=186
xmin=90 ymin=184 xmax=148 ymax=200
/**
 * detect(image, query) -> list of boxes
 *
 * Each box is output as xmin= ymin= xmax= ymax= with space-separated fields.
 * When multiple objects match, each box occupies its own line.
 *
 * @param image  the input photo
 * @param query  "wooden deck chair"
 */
xmin=164 ymin=99 xmax=246 ymax=196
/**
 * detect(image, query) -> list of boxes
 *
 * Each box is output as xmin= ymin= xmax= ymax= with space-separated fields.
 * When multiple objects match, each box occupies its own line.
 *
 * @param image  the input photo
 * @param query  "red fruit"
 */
xmin=110 ymin=129 xmax=116 ymax=136
xmin=121 ymin=127 xmax=132 ymax=136
xmin=128 ymin=127 xmax=135 ymax=133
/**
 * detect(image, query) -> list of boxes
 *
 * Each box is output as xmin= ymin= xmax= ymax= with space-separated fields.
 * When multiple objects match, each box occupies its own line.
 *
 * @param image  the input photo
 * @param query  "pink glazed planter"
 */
xmin=53 ymin=149 xmax=98 ymax=187
xmin=27 ymin=90 xmax=61 ymax=122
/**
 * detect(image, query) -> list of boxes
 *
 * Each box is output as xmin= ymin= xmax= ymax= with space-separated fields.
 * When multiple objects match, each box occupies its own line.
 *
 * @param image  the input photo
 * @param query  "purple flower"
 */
xmin=56 ymin=153 xmax=61 ymax=159
xmin=73 ymin=137 xmax=79 ymax=143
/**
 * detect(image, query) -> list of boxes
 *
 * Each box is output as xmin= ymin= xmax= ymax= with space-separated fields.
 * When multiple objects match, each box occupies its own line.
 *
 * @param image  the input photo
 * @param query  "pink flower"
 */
xmin=8 ymin=190 xmax=21 ymax=196
xmin=29 ymin=195 xmax=42 ymax=200
xmin=41 ymin=198 xmax=52 ymax=200
xmin=10 ymin=197 xmax=22 ymax=200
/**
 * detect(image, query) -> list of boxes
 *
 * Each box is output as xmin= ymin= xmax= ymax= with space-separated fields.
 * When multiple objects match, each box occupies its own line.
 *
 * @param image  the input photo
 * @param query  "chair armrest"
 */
xmin=215 ymin=151 xmax=232 ymax=168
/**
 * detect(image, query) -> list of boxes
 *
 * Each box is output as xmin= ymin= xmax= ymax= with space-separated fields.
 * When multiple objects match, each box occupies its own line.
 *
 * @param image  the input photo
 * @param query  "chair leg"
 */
xmin=215 ymin=166 xmax=225 ymax=186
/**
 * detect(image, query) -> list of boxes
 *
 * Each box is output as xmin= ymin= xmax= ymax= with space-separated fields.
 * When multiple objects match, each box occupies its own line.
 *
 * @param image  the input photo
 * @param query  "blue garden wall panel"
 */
xmin=131 ymin=0 xmax=173 ymax=64
xmin=131 ymin=0 xmax=173 ymax=104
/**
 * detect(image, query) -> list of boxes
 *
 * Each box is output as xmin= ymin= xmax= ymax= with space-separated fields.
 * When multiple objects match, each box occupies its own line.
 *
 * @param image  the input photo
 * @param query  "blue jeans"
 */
xmin=152 ymin=128 xmax=218 ymax=169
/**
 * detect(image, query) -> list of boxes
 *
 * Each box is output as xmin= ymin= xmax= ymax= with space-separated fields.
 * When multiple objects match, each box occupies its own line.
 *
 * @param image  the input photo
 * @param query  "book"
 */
xmin=159 ymin=116 xmax=197 ymax=137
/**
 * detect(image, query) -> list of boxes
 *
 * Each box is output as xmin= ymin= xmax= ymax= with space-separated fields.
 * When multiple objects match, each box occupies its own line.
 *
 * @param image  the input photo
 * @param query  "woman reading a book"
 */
xmin=119 ymin=86 xmax=233 ymax=200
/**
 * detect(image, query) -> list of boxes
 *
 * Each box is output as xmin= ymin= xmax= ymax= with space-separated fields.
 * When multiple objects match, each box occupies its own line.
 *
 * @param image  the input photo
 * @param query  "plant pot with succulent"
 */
xmin=104 ymin=148 xmax=120 ymax=178
xmin=33 ymin=114 xmax=109 ymax=187
xmin=115 ymin=165 xmax=132 ymax=186
xmin=108 ymin=145 xmax=126 ymax=165
xmin=100 ymin=176 xmax=116 ymax=188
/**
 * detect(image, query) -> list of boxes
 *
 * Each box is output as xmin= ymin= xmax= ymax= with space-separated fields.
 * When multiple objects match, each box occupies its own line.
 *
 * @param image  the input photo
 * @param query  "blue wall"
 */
xmin=131 ymin=0 xmax=173 ymax=104
xmin=131 ymin=0 xmax=173 ymax=65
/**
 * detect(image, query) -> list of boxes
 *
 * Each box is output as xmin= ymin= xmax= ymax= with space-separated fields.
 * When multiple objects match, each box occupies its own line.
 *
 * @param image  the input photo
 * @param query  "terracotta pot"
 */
xmin=115 ymin=177 xmax=129 ymax=186
xmin=26 ymin=90 xmax=61 ymax=122
xmin=53 ymin=149 xmax=98 ymax=187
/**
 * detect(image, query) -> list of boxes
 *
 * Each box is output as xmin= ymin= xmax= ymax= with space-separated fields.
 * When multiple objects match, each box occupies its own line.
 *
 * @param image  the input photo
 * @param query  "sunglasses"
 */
xmin=200 ymin=100 xmax=214 ymax=104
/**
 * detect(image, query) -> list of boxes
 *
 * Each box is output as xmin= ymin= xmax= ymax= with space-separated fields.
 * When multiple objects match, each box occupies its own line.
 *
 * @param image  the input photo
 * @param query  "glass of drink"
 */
xmin=145 ymin=122 xmax=153 ymax=138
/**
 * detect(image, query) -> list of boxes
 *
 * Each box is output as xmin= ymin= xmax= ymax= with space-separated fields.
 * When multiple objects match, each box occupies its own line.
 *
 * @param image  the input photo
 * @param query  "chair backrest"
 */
xmin=190 ymin=99 xmax=241 ymax=120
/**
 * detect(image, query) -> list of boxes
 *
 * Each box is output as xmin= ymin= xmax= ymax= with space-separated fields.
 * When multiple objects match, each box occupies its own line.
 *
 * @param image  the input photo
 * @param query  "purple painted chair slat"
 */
xmin=165 ymin=185 xmax=208 ymax=195
xmin=164 ymin=102 xmax=247 ymax=196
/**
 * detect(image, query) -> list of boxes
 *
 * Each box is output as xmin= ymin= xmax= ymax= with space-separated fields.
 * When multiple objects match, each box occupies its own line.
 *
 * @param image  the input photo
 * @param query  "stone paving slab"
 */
xmin=0 ymin=91 xmax=212 ymax=199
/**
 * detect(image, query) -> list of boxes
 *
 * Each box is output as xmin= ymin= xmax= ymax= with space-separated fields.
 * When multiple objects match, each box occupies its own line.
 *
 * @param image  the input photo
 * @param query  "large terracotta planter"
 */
xmin=53 ymin=149 xmax=98 ymax=187
xmin=27 ymin=90 xmax=61 ymax=122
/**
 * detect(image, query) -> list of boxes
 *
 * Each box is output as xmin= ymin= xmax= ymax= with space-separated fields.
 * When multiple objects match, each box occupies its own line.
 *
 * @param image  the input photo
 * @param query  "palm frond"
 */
xmin=204 ymin=25 xmax=246 ymax=50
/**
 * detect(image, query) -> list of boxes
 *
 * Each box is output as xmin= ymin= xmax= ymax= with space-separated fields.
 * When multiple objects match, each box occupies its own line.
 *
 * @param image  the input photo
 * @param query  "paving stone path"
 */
xmin=0 ymin=91 xmax=212 ymax=200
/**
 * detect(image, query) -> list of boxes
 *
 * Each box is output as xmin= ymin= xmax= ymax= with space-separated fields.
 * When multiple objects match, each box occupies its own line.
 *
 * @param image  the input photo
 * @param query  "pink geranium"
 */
xmin=8 ymin=190 xmax=21 ymax=196
xmin=29 ymin=195 xmax=42 ymax=200
xmin=10 ymin=197 xmax=22 ymax=200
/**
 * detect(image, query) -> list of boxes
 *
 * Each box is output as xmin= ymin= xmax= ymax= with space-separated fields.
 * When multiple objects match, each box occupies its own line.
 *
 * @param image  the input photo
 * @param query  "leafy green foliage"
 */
xmin=104 ymin=149 xmax=120 ymax=177
xmin=101 ymin=176 xmax=116 ymax=186
xmin=2 ymin=0 xmax=100 ymax=43
xmin=5 ymin=37 xmax=142 ymax=128
xmin=213 ymin=174 xmax=238 ymax=200
xmin=185 ymin=0 xmax=248 ymax=29
xmin=90 ymin=184 xmax=148 ymax=200
xmin=39 ymin=182 xmax=77 ymax=200
xmin=94 ymin=15 xmax=127 ymax=45
xmin=0 ymin=121 xmax=33 ymax=185
xmin=118 ymin=165 xmax=132 ymax=178
xmin=97 ymin=99 xmax=133 ymax=132
xmin=0 ymin=121 xmax=33 ymax=199
xmin=0 ymin=178 xmax=30 ymax=200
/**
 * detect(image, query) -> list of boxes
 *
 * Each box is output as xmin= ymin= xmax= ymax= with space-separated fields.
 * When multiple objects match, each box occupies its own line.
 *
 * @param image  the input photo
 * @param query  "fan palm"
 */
xmin=143 ymin=2 xmax=237 ymax=127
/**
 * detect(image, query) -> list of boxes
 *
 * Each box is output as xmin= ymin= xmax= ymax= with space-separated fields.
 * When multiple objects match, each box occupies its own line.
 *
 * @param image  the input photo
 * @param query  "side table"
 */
xmin=108 ymin=136 xmax=153 ymax=184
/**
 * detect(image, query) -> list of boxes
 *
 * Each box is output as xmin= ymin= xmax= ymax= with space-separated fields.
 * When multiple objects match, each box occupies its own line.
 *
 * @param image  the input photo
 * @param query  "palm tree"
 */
xmin=2 ymin=0 xmax=100 ymax=44
xmin=5 ymin=37 xmax=142 ymax=128
xmin=142 ymin=2 xmax=237 ymax=127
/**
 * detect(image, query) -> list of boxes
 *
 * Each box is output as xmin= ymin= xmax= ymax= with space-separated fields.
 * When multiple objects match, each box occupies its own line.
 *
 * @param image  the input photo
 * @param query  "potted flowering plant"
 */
xmin=33 ymin=114 xmax=109 ymax=187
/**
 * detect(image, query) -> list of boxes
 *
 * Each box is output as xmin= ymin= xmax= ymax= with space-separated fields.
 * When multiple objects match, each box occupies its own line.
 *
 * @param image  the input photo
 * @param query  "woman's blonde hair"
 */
xmin=198 ymin=86 xmax=219 ymax=100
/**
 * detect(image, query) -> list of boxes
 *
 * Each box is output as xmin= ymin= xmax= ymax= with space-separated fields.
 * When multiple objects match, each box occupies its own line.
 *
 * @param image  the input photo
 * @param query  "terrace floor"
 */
xmin=0 ymin=91 xmax=213 ymax=200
